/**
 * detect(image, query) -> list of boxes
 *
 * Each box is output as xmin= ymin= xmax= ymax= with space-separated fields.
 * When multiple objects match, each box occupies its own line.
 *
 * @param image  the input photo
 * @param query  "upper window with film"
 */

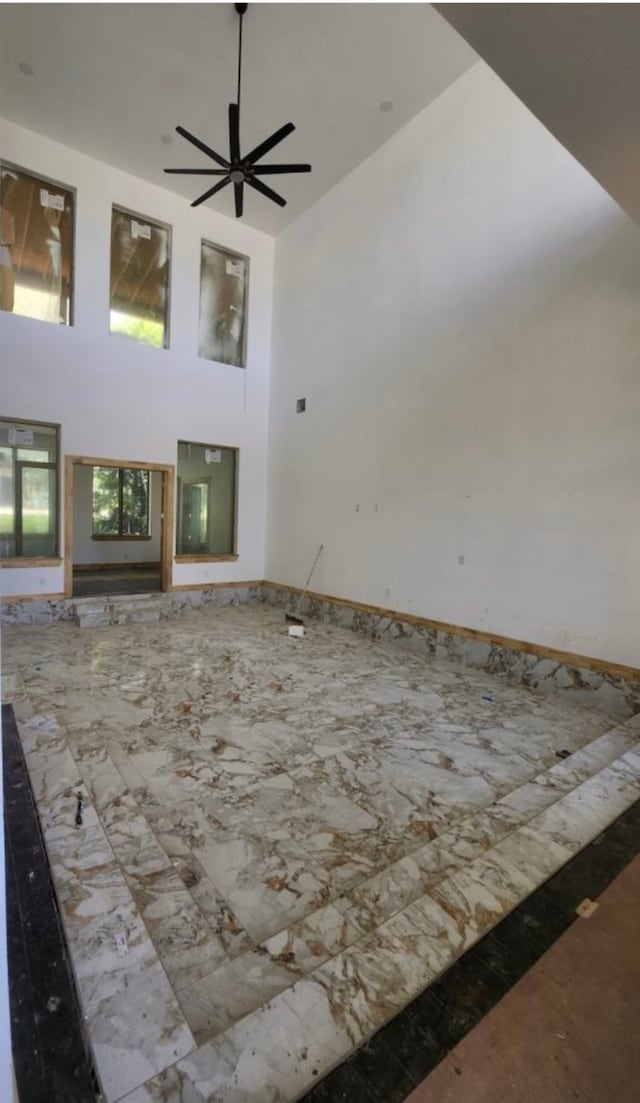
xmin=0 ymin=419 xmax=59 ymax=559
xmin=0 ymin=163 xmax=74 ymax=325
xmin=110 ymin=206 xmax=170 ymax=348
xmin=199 ymin=240 xmax=248 ymax=367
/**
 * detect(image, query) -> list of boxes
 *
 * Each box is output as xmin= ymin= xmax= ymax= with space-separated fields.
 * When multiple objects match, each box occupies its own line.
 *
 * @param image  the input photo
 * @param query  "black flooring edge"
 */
xmin=301 ymin=798 xmax=640 ymax=1103
xmin=2 ymin=702 xmax=99 ymax=1103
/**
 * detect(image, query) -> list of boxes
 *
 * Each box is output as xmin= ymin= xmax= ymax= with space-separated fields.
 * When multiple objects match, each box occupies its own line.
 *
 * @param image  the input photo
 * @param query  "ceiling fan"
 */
xmin=164 ymin=2 xmax=311 ymax=218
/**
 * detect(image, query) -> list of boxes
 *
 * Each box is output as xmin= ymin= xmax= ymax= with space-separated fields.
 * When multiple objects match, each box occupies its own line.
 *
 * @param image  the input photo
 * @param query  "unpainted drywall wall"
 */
xmin=267 ymin=62 xmax=640 ymax=667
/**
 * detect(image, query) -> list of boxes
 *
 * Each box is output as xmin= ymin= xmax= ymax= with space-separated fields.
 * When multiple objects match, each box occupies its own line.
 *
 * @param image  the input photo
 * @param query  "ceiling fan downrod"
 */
xmin=164 ymin=2 xmax=311 ymax=218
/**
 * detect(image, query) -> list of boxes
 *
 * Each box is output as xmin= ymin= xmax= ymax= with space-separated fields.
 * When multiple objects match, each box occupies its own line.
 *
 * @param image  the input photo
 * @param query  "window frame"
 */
xmin=175 ymin=439 xmax=239 ymax=562
xmin=0 ymin=159 xmax=76 ymax=327
xmin=109 ymin=203 xmax=172 ymax=350
xmin=0 ymin=416 xmax=61 ymax=564
xmin=198 ymin=239 xmax=249 ymax=369
xmin=91 ymin=465 xmax=152 ymax=541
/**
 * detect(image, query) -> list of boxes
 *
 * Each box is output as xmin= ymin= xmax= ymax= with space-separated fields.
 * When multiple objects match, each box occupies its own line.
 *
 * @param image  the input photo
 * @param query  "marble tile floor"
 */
xmin=3 ymin=604 xmax=640 ymax=1102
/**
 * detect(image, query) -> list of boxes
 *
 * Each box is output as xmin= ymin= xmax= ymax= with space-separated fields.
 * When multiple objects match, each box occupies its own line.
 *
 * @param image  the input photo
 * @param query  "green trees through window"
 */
xmin=92 ymin=466 xmax=150 ymax=538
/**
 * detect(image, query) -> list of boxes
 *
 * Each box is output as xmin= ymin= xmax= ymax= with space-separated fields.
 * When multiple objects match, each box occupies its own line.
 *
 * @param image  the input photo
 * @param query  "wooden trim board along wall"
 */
xmin=64 ymin=456 xmax=175 ymax=598
xmin=262 ymin=581 xmax=640 ymax=683
xmin=1 ymin=559 xmax=63 ymax=568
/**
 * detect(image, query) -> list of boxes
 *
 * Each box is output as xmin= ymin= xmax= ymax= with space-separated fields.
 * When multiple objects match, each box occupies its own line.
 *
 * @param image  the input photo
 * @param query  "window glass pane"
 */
xmin=92 ymin=467 xmax=120 ymax=535
xmin=198 ymin=241 xmax=248 ymax=367
xmin=1 ymin=164 xmax=74 ymax=325
xmin=0 ymin=445 xmax=14 ymax=556
xmin=177 ymin=441 xmax=237 ymax=555
xmin=110 ymin=208 xmax=170 ymax=348
xmin=0 ymin=419 xmax=59 ymax=558
xmin=17 ymin=448 xmax=50 ymax=462
xmin=21 ymin=466 xmax=56 ymax=556
xmin=121 ymin=468 xmax=149 ymax=536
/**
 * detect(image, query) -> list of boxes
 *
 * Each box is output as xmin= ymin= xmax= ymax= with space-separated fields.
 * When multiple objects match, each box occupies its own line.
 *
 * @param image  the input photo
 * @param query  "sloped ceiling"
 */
xmin=437 ymin=3 xmax=640 ymax=225
xmin=0 ymin=3 xmax=477 ymax=235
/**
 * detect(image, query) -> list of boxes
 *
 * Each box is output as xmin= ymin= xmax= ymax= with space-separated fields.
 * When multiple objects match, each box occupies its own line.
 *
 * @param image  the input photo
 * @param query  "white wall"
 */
xmin=0 ymin=117 xmax=274 ymax=596
xmin=267 ymin=62 xmax=640 ymax=668
xmin=72 ymin=466 xmax=162 ymax=565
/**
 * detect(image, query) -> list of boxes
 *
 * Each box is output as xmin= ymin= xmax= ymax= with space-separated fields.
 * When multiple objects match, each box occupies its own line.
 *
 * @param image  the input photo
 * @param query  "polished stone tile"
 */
xmin=4 ymin=606 xmax=639 ymax=1103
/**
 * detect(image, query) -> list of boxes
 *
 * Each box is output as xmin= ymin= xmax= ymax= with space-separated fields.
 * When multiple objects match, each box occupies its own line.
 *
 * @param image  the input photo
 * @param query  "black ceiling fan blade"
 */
xmin=234 ymin=181 xmax=244 ymax=218
xmin=191 ymin=176 xmax=231 ymax=208
xmin=175 ymin=125 xmax=229 ymax=169
xmin=164 ymin=168 xmax=229 ymax=175
xmin=229 ymin=104 xmax=241 ymax=163
xmin=247 ymin=175 xmax=286 ymax=208
xmin=244 ymin=122 xmax=295 ymax=165
xmin=252 ymin=164 xmax=311 ymax=175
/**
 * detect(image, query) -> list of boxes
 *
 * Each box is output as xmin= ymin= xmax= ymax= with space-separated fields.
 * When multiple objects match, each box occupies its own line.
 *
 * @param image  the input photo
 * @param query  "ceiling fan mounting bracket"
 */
xmin=235 ymin=4 xmax=247 ymax=16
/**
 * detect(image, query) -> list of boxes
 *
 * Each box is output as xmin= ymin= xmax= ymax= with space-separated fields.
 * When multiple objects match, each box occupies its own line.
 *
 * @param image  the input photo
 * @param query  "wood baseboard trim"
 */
xmin=1 ymin=592 xmax=66 ymax=604
xmin=262 ymin=581 xmax=640 ymax=683
xmin=167 ymin=580 xmax=262 ymax=593
xmin=73 ymin=562 xmax=161 ymax=573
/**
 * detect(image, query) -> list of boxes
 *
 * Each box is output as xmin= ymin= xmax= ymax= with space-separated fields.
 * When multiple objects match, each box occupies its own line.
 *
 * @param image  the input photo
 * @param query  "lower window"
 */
xmin=176 ymin=441 xmax=237 ymax=556
xmin=0 ymin=418 xmax=59 ymax=558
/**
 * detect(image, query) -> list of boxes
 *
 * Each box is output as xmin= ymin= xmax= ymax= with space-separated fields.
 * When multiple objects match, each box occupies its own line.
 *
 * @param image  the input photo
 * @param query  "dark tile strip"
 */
xmin=302 ymin=796 xmax=640 ymax=1103
xmin=2 ymin=703 xmax=98 ymax=1103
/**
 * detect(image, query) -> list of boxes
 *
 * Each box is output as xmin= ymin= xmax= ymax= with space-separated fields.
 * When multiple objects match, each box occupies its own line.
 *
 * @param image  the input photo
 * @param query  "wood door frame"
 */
xmin=64 ymin=455 xmax=175 ymax=598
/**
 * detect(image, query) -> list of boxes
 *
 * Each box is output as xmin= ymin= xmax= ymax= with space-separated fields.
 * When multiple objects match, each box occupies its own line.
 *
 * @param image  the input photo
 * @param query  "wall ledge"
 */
xmin=1 ymin=559 xmax=62 ymax=568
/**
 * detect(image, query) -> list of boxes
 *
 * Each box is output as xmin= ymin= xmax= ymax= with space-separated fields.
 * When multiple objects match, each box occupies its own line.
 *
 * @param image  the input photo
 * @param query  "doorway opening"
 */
xmin=64 ymin=456 xmax=174 ymax=599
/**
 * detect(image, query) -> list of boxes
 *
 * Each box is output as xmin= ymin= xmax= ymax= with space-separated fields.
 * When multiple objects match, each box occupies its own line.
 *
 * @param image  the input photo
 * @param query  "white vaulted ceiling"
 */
xmin=0 ymin=3 xmax=477 ymax=235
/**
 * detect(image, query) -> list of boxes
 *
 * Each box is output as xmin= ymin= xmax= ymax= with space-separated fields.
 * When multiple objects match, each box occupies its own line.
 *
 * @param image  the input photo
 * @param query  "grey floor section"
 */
xmin=72 ymin=568 xmax=161 ymax=597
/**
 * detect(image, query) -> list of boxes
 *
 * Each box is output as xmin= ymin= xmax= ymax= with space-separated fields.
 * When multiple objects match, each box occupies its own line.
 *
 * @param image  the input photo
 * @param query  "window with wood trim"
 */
xmin=0 ymin=163 xmax=74 ymax=325
xmin=0 ymin=418 xmax=59 ymax=558
xmin=92 ymin=467 xmax=150 ymax=539
xmin=176 ymin=441 xmax=237 ymax=556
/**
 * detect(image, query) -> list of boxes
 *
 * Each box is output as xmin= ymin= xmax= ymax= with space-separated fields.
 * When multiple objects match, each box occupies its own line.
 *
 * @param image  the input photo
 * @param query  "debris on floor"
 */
xmin=576 ymin=898 xmax=599 ymax=919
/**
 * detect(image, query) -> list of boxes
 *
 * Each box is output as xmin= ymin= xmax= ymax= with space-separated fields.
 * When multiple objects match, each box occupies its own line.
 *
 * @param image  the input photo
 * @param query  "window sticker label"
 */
xmin=8 ymin=427 xmax=34 ymax=446
xmin=131 ymin=220 xmax=151 ymax=240
xmin=39 ymin=188 xmax=65 ymax=211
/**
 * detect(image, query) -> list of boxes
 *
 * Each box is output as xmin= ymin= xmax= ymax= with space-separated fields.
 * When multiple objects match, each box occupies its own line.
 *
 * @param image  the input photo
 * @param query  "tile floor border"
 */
xmin=300 ymin=796 xmax=640 ymax=1102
